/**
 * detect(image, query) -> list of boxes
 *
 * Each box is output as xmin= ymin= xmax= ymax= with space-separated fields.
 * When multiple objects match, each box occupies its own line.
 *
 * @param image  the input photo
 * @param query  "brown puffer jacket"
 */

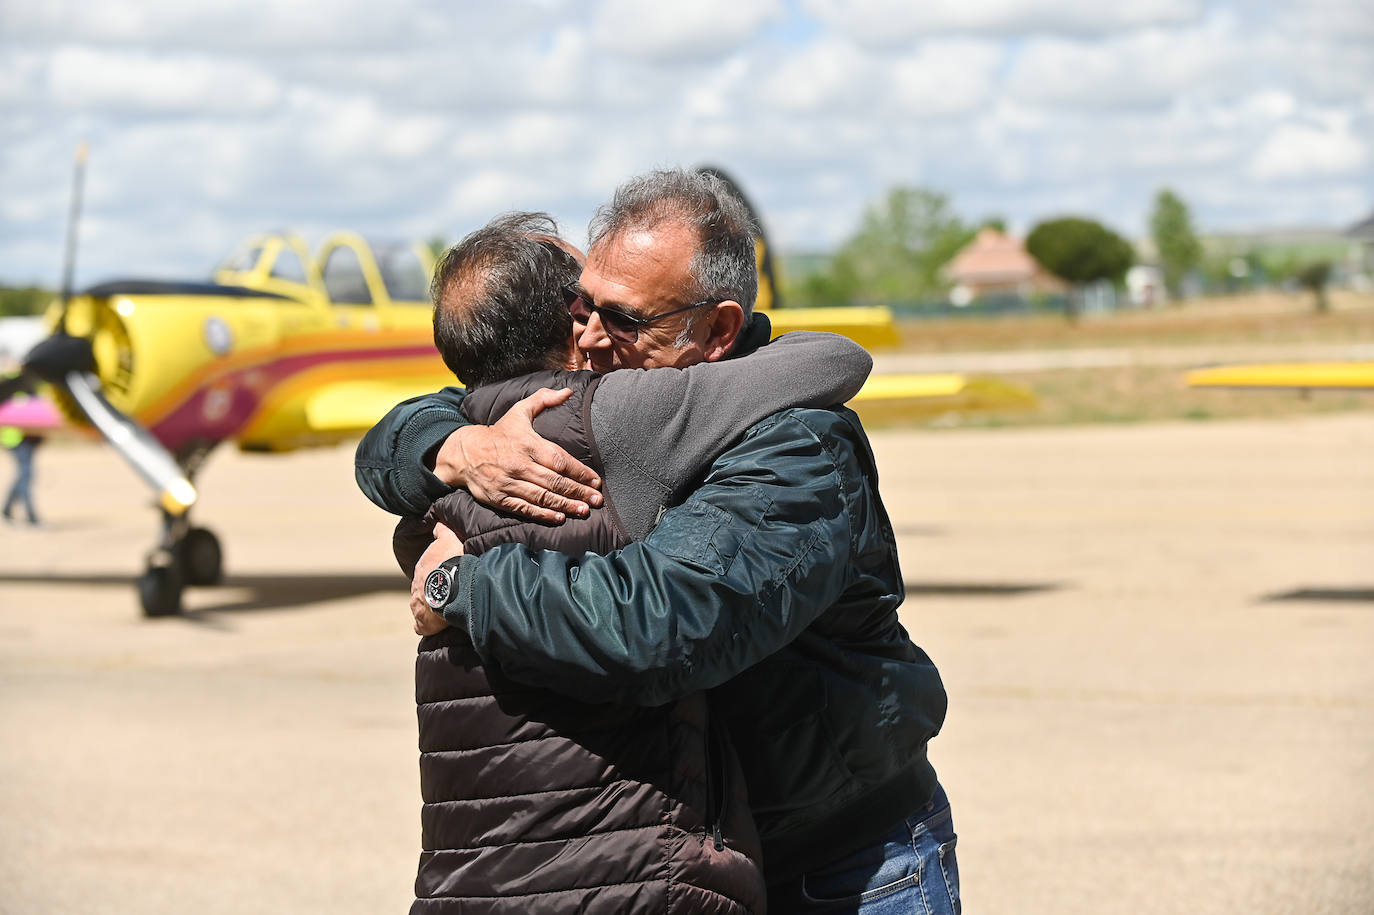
xmin=398 ymin=370 xmax=766 ymax=915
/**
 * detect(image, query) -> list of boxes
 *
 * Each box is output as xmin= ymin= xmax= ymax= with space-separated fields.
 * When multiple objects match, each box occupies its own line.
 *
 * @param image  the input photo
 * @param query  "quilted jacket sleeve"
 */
xmin=353 ymin=386 xmax=469 ymax=517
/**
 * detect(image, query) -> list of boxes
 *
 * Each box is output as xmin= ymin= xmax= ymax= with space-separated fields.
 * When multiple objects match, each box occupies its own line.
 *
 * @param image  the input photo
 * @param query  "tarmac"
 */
xmin=1 ymin=412 xmax=1371 ymax=913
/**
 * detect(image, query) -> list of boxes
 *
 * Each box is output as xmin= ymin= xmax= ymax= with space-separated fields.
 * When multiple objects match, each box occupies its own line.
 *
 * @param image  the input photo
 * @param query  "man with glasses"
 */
xmin=357 ymin=168 xmax=960 ymax=914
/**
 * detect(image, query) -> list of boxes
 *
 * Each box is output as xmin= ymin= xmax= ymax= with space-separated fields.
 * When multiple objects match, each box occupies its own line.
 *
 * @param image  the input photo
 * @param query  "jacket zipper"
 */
xmin=704 ymin=704 xmax=725 ymax=851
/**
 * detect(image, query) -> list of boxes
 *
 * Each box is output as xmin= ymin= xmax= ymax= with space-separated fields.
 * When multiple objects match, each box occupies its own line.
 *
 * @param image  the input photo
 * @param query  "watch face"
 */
xmin=424 ymin=567 xmax=452 ymax=609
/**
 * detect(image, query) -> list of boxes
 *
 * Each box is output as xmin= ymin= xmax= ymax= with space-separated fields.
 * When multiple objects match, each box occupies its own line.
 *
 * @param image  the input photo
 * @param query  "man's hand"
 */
xmin=433 ymin=388 xmax=603 ymax=525
xmin=410 ymin=523 xmax=464 ymax=636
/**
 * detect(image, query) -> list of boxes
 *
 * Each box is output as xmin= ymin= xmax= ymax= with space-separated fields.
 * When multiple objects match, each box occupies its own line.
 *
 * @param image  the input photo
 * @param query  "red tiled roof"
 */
xmin=947 ymin=227 xmax=1042 ymax=284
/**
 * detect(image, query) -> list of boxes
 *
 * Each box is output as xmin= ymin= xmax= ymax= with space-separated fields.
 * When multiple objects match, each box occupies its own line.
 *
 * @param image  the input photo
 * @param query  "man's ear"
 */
xmin=702 ymin=301 xmax=745 ymax=362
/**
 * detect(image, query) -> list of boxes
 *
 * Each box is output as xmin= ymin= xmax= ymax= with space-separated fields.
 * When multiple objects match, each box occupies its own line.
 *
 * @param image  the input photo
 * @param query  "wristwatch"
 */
xmin=423 ymin=559 xmax=461 ymax=611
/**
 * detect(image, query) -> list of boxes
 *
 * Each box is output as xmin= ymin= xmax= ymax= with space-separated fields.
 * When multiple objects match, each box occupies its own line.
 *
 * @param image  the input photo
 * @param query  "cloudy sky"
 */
xmin=2 ymin=0 xmax=1371 ymax=287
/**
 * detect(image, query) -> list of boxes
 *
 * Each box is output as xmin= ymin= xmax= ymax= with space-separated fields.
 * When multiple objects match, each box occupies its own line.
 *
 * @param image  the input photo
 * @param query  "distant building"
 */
xmin=1125 ymin=264 xmax=1165 ymax=307
xmin=945 ymin=227 xmax=1064 ymax=305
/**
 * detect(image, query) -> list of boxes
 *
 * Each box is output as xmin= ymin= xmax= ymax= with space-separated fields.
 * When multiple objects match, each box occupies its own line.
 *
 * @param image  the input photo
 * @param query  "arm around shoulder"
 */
xmin=451 ymin=408 xmax=864 ymax=706
xmin=354 ymin=386 xmax=468 ymax=516
xmin=591 ymin=331 xmax=872 ymax=529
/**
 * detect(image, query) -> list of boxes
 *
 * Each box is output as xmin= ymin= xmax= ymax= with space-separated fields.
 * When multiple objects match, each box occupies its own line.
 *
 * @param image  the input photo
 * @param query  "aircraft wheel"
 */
xmin=180 ymin=527 xmax=223 ymax=586
xmin=138 ymin=564 xmax=184 ymax=618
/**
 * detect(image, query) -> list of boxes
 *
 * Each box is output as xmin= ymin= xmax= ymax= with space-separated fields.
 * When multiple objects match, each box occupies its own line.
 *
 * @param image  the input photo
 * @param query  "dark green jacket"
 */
xmin=357 ymin=396 xmax=947 ymax=881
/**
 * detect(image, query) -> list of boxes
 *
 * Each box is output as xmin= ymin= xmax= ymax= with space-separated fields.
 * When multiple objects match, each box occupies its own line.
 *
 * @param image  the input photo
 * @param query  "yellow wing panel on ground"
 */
xmin=847 ymin=373 xmax=1037 ymax=424
xmin=1186 ymin=362 xmax=1374 ymax=390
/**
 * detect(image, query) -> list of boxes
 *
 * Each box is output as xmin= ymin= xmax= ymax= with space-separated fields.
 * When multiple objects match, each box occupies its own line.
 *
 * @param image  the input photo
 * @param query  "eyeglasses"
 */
xmin=562 ymin=284 xmax=720 ymax=344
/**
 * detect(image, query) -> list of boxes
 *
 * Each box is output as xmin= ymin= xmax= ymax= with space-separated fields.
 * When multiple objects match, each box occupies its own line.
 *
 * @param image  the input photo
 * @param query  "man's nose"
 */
xmin=577 ymin=311 xmax=612 ymax=349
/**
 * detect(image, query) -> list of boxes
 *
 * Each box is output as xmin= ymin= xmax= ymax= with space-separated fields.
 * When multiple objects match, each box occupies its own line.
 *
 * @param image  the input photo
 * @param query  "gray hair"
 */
xmin=589 ymin=167 xmax=759 ymax=343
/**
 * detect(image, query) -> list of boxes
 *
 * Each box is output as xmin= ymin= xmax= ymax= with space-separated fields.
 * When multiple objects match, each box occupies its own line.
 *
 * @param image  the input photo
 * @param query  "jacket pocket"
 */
xmin=649 ymin=498 xmax=759 ymax=575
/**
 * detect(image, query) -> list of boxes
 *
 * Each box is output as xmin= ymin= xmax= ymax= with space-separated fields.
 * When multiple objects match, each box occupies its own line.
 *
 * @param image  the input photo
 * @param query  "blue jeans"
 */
xmin=767 ymin=784 xmax=960 ymax=914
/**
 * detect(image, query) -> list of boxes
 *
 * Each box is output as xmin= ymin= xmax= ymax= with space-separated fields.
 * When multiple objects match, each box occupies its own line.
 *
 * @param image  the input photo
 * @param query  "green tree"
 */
xmin=0 ymin=286 xmax=53 ymax=317
xmin=826 ymin=187 xmax=975 ymax=305
xmin=426 ymin=234 xmax=450 ymax=260
xmin=1026 ymin=217 xmax=1134 ymax=321
xmin=1297 ymin=260 xmax=1332 ymax=314
xmin=791 ymin=257 xmax=860 ymax=308
xmin=1148 ymin=189 xmax=1202 ymax=299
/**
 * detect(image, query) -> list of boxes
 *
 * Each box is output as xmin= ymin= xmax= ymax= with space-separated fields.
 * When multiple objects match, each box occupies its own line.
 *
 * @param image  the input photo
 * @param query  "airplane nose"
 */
xmin=23 ymin=332 xmax=96 ymax=382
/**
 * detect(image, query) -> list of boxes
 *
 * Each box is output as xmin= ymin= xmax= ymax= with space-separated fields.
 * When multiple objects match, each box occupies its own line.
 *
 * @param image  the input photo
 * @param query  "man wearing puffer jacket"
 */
xmin=359 ymin=168 xmax=960 ymax=914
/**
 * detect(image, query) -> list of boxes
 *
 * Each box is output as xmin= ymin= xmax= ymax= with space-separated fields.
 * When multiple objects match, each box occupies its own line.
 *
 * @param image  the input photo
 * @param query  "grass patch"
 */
xmin=892 ymin=290 xmax=1374 ymax=352
xmin=887 ymin=364 xmax=1372 ymax=430
xmin=859 ymin=290 xmax=1374 ymax=429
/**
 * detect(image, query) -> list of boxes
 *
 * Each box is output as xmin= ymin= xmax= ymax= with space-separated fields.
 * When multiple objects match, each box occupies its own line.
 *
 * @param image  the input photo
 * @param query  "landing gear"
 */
xmin=180 ymin=526 xmax=223 ymax=586
xmin=138 ymin=561 xmax=184 ymax=618
xmin=136 ymin=444 xmax=223 ymax=618
xmin=138 ymin=513 xmax=224 ymax=617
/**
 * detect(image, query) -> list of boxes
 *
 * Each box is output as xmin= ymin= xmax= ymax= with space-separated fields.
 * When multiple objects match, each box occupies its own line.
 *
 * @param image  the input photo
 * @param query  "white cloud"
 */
xmin=681 ymin=56 xmax=752 ymax=119
xmin=756 ymin=37 xmax=1002 ymax=120
xmin=48 ymin=46 xmax=282 ymax=113
xmin=592 ymin=0 xmax=783 ymax=60
xmin=802 ymin=0 xmax=1204 ymax=44
xmin=450 ymin=113 xmax=585 ymax=162
xmin=8 ymin=0 xmax=461 ymax=52
xmin=758 ymin=40 xmax=871 ymax=112
xmin=1240 ymin=90 xmax=1298 ymax=122
xmin=889 ymin=41 xmax=1003 ymax=116
xmin=1 ymin=0 xmax=1371 ymax=284
xmin=1007 ymin=17 xmax=1243 ymax=108
xmin=1251 ymin=117 xmax=1367 ymax=180
xmin=306 ymin=95 xmax=446 ymax=162
xmin=445 ymin=169 xmax=549 ymax=221
xmin=0 ymin=52 xmax=47 ymax=105
xmin=1274 ymin=0 xmax=1374 ymax=40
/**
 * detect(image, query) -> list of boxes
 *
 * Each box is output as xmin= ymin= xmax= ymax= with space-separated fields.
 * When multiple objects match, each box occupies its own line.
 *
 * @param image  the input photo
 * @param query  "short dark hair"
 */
xmin=431 ymin=212 xmax=581 ymax=388
xmin=588 ymin=167 xmax=759 ymax=321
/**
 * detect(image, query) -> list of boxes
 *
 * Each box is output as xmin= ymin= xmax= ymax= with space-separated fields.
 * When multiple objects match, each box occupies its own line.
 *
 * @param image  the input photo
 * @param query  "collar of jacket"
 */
xmin=726 ymin=313 xmax=771 ymax=361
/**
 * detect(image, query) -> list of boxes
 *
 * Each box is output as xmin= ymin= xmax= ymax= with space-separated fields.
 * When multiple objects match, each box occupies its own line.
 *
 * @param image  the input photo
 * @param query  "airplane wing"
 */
xmin=1186 ymin=362 xmax=1374 ymax=391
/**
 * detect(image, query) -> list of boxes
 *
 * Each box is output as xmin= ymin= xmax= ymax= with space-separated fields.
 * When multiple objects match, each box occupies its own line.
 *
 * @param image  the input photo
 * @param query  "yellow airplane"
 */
xmin=8 ymin=158 xmax=1030 ymax=617
xmin=17 ymin=200 xmax=452 ymax=616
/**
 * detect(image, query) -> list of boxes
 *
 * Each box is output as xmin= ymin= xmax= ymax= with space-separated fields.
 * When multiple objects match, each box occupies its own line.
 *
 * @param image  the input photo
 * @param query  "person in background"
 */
xmin=2 ymin=374 xmax=43 ymax=527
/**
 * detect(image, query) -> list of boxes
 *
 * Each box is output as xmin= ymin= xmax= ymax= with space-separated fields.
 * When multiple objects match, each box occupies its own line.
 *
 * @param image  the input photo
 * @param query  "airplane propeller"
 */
xmin=7 ymin=144 xmax=199 ymax=520
xmin=1 ymin=144 xmax=204 ymax=616
xmin=22 ymin=335 xmax=198 ymax=515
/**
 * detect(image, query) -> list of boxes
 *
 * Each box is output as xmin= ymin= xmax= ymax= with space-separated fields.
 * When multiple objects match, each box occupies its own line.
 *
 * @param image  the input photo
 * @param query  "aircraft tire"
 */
xmin=180 ymin=527 xmax=224 ymax=586
xmin=138 ymin=564 xmax=183 ymax=617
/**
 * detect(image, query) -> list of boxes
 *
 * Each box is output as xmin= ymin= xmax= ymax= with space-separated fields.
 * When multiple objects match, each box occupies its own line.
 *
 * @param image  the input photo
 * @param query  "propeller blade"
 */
xmin=57 ymin=141 xmax=89 ymax=334
xmin=57 ymin=370 xmax=197 ymax=516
